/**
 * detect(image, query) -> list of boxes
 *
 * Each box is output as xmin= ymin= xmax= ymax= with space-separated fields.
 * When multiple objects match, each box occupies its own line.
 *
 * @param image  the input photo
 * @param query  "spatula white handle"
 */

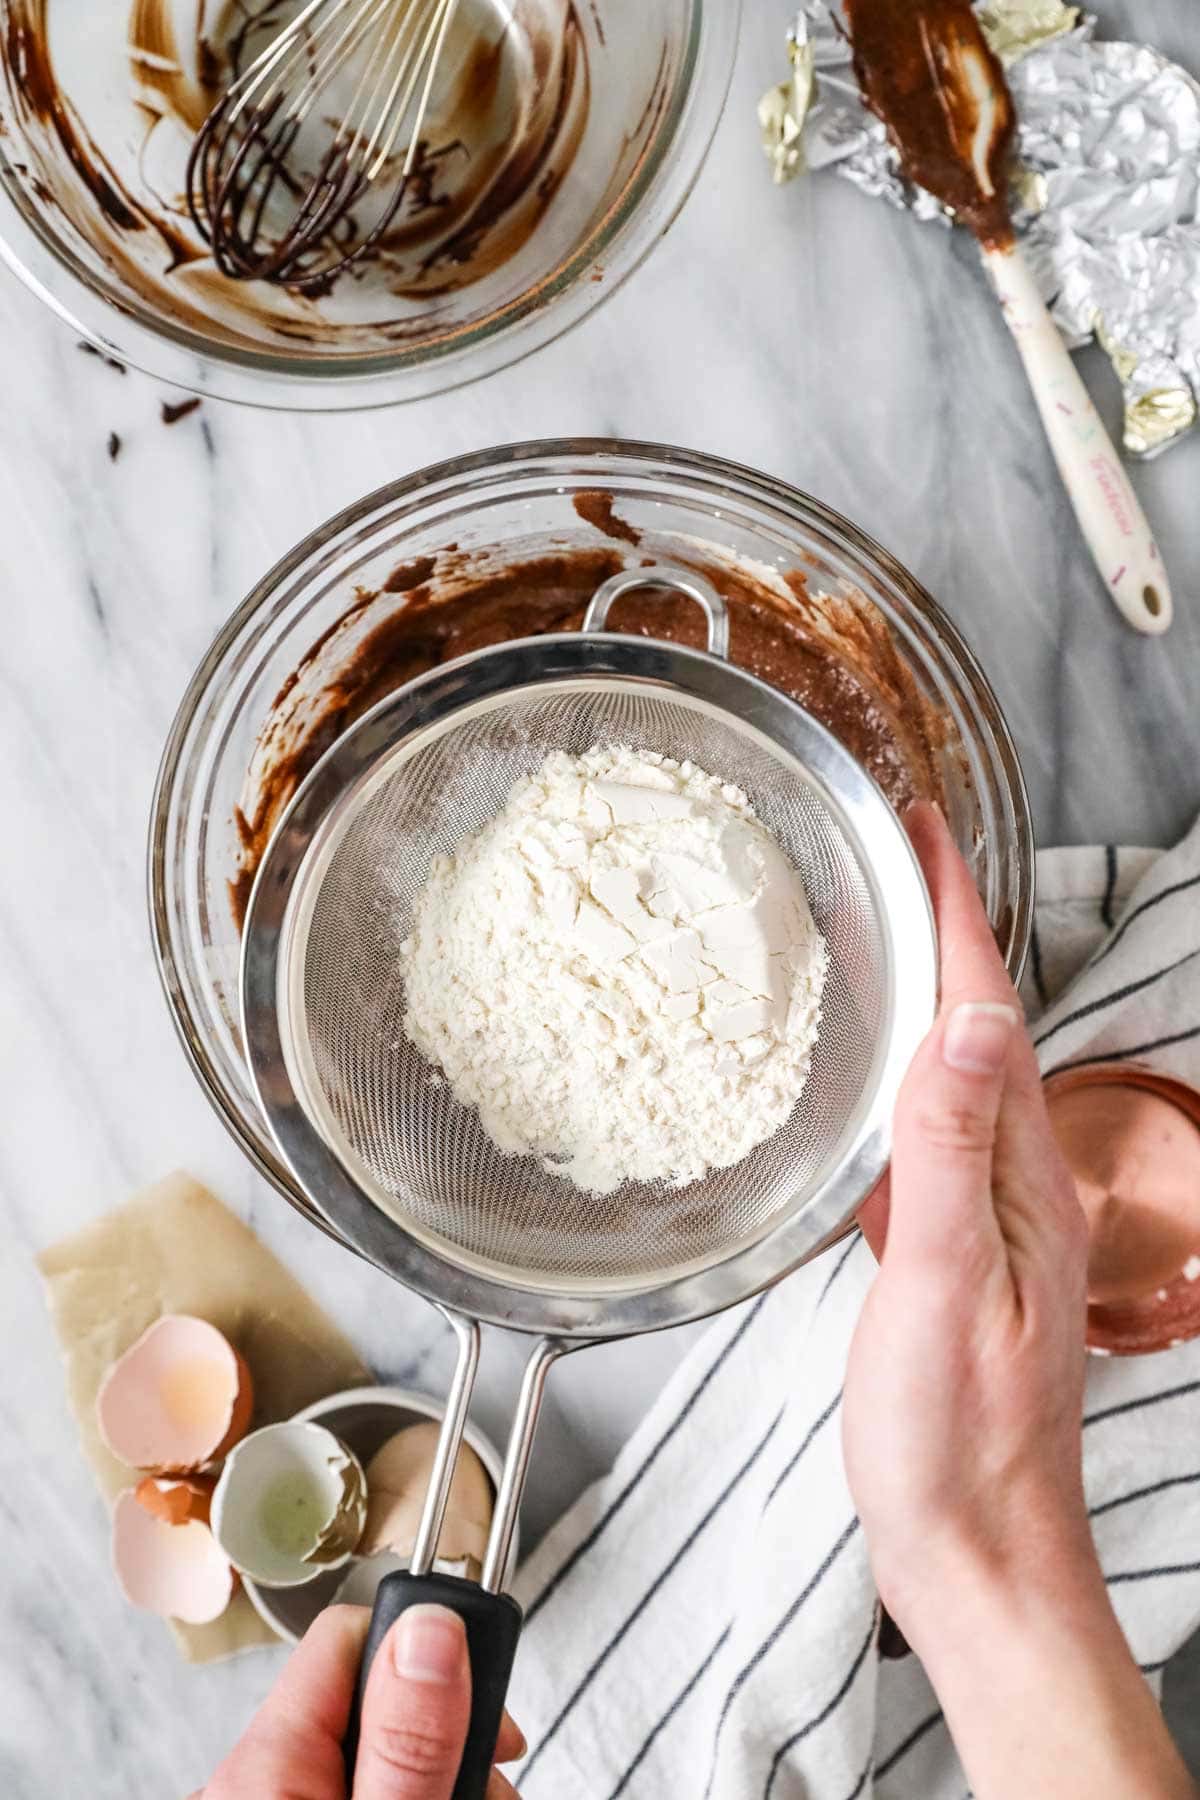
xmin=982 ymin=243 xmax=1171 ymax=636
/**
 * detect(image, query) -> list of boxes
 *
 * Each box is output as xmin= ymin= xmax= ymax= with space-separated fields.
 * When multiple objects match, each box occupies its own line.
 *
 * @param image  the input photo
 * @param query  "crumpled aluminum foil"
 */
xmin=762 ymin=1 xmax=1200 ymax=457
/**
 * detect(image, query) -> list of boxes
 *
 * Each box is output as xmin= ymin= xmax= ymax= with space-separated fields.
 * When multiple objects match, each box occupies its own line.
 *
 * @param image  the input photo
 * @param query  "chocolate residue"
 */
xmin=5 ymin=0 xmax=204 ymax=266
xmin=573 ymin=490 xmax=641 ymax=546
xmin=161 ymin=395 xmax=201 ymax=423
xmin=611 ymin=563 xmax=943 ymax=813
xmin=844 ymin=0 xmax=1016 ymax=249
xmin=1 ymin=0 xmax=676 ymax=362
xmin=228 ymin=545 xmax=947 ymax=928
xmin=6 ymin=0 xmax=139 ymax=229
xmin=383 ymin=555 xmax=439 ymax=594
xmin=78 ymin=340 xmax=126 ymax=373
xmin=4 ymin=0 xmax=590 ymax=301
xmin=390 ymin=9 xmax=590 ymax=297
xmin=127 ymin=0 xmax=220 ymax=134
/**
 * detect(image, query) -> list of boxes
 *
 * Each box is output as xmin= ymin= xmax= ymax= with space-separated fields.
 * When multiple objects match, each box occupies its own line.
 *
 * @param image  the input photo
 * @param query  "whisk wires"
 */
xmin=187 ymin=0 xmax=459 ymax=288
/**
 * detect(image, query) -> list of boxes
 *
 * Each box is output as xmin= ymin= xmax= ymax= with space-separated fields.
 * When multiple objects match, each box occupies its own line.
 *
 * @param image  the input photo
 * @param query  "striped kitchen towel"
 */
xmin=508 ymin=819 xmax=1200 ymax=1799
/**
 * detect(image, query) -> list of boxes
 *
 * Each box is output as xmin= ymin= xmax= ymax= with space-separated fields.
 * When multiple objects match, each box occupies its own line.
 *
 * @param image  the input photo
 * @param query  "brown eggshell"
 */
xmin=210 ymin=1349 xmax=255 ymax=1462
xmin=112 ymin=1488 xmax=237 ymax=1624
xmin=96 ymin=1315 xmax=254 ymax=1474
xmin=134 ymin=1474 xmax=215 ymax=1527
xmin=361 ymin=1423 xmax=494 ymax=1566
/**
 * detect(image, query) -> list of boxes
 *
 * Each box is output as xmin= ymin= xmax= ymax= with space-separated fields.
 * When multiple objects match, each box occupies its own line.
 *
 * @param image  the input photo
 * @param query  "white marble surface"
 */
xmin=2 ymin=2 xmax=1198 ymax=1795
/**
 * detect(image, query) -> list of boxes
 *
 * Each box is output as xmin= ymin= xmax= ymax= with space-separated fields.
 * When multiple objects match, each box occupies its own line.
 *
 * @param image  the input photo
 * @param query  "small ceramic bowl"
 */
xmin=1043 ymin=1064 xmax=1200 ymax=1357
xmin=242 ymin=1385 xmax=509 ymax=1644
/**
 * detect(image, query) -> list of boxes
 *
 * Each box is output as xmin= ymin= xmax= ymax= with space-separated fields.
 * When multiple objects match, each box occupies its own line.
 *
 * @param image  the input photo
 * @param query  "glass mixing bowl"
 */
xmin=150 ymin=439 xmax=1033 ymax=1233
xmin=0 ymin=0 xmax=737 ymax=407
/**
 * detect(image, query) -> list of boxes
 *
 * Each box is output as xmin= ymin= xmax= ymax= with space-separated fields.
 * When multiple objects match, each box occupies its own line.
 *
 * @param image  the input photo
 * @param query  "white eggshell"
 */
xmin=212 ymin=1422 xmax=367 ymax=1587
xmin=112 ymin=1489 xmax=235 ymax=1623
xmin=333 ymin=1549 xmax=409 ymax=1608
xmin=333 ymin=1550 xmax=480 ymax=1611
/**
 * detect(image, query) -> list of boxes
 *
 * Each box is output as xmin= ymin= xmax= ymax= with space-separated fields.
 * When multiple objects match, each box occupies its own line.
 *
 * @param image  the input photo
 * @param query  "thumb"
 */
xmin=887 ymin=999 xmax=1020 ymax=1266
xmin=353 ymin=1605 xmax=471 ymax=1800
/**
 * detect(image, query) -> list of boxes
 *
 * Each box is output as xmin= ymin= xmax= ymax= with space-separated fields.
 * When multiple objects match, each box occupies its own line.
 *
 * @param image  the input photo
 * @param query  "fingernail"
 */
xmin=392 ymin=1605 xmax=466 ymax=1684
xmin=943 ymin=1001 xmax=1020 ymax=1074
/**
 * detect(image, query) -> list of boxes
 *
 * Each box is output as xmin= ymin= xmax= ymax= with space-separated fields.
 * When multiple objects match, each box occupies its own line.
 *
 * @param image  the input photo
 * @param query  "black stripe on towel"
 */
xmin=1093 ymin=871 xmax=1200 ymax=966
xmin=1101 ymin=845 xmax=1118 ymax=928
xmin=700 ymin=1517 xmax=861 ymax=1800
xmin=816 ymin=1236 xmax=860 ymax=1308
xmin=874 ymin=1707 xmax=944 ymax=1778
xmin=762 ymin=1618 xmax=876 ymax=1798
xmin=1053 ymin=1022 xmax=1200 ymax=1074
xmin=524 ymin=1292 xmax=768 ymax=1625
xmin=1106 ymin=1560 xmax=1200 ymax=1586
xmin=603 ymin=1624 xmax=732 ymax=1800
xmin=521 ymin=1406 xmax=785 ymax=1777
xmin=755 ymin=1251 xmax=854 ymax=1516
xmin=763 ymin=1389 xmax=842 ymax=1511
xmin=1034 ymin=946 xmax=1200 ymax=1050
xmin=1084 ymin=1378 xmax=1200 ymax=1428
xmin=600 ymin=1386 xmax=866 ymax=1795
xmin=1090 ymin=1470 xmax=1200 ymax=1520
xmin=839 ymin=1753 xmax=874 ymax=1800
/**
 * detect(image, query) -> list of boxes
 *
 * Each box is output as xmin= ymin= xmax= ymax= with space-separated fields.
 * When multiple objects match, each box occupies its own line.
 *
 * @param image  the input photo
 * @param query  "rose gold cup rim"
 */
xmin=1043 ymin=1062 xmax=1200 ymax=1358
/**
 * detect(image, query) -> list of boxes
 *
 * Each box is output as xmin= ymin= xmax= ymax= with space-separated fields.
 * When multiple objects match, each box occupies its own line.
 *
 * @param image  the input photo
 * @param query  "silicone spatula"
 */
xmin=844 ymin=0 xmax=1171 ymax=634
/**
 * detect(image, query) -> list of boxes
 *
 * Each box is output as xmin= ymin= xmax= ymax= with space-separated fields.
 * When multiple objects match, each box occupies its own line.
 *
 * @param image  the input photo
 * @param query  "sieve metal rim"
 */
xmin=241 ymin=629 xmax=936 ymax=1339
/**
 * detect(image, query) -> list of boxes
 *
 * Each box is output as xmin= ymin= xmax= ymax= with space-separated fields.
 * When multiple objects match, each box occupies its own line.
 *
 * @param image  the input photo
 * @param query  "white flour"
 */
xmin=400 ymin=747 xmax=828 ymax=1193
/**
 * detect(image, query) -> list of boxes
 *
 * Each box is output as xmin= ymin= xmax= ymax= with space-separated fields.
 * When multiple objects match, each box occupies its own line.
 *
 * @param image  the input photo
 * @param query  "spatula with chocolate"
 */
xmin=843 ymin=0 xmax=1172 ymax=635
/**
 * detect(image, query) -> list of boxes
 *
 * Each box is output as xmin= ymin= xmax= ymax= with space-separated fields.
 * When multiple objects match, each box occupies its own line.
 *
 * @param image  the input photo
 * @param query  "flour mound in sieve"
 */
xmin=399 ymin=747 xmax=829 ymax=1194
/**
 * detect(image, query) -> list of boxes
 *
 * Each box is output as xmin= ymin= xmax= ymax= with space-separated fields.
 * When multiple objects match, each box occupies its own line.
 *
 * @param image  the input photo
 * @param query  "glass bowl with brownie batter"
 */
xmin=151 ymin=439 xmax=1032 ymax=1228
xmin=0 ymin=0 xmax=736 ymax=406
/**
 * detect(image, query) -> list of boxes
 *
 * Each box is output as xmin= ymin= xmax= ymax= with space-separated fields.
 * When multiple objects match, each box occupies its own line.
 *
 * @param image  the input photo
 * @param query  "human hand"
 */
xmin=843 ymin=801 xmax=1091 ymax=1627
xmin=197 ymin=1603 xmax=524 ymax=1800
xmin=843 ymin=804 xmax=1195 ymax=1800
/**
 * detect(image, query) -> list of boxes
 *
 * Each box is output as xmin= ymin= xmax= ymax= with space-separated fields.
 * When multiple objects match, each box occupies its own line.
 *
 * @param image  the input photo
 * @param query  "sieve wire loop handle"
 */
xmin=345 ymin=1335 xmax=570 ymax=1795
xmin=583 ymin=564 xmax=730 ymax=658
xmin=409 ymin=1313 xmax=481 ymax=1577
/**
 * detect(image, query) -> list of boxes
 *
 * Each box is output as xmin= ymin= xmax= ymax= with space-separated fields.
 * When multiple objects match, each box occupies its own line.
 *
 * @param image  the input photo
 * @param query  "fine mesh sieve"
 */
xmin=240 ymin=566 xmax=936 ymax=1798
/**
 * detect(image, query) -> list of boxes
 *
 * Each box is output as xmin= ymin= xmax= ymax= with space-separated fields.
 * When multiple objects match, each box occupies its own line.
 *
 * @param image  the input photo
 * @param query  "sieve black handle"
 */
xmin=344 ymin=1569 xmax=523 ymax=1799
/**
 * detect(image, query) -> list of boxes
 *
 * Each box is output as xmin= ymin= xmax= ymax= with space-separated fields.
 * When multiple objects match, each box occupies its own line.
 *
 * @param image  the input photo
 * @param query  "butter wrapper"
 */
xmin=762 ymin=1 xmax=1200 ymax=458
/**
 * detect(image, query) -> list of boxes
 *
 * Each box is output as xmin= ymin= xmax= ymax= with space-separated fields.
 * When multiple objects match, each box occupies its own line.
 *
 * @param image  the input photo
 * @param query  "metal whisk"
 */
xmin=187 ymin=0 xmax=459 ymax=288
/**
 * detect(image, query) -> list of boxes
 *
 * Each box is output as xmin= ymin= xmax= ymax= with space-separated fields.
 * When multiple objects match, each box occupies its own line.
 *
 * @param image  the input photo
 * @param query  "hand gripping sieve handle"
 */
xmin=344 ymin=1569 xmax=523 ymax=1800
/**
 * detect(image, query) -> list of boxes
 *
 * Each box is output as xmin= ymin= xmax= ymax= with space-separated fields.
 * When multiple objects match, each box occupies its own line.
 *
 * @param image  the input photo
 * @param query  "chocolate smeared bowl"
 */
xmin=0 ymin=0 xmax=737 ymax=406
xmin=150 ymin=440 xmax=1033 ymax=1233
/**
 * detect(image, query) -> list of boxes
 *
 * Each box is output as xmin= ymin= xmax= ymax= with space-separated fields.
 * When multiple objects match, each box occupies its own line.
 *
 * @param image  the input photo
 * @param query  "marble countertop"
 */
xmin=2 ymin=2 xmax=1198 ymax=1794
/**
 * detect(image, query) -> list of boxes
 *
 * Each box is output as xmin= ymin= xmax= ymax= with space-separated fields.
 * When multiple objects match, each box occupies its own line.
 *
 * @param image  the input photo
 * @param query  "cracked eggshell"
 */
xmin=333 ymin=1549 xmax=409 ymax=1609
xmin=334 ymin=1549 xmax=481 ymax=1612
xmin=96 ymin=1315 xmax=254 ymax=1474
xmin=361 ymin=1423 xmax=494 ymax=1566
xmin=212 ymin=1422 xmax=367 ymax=1588
xmin=135 ymin=1473 xmax=214 ymax=1527
xmin=112 ymin=1488 xmax=236 ymax=1623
